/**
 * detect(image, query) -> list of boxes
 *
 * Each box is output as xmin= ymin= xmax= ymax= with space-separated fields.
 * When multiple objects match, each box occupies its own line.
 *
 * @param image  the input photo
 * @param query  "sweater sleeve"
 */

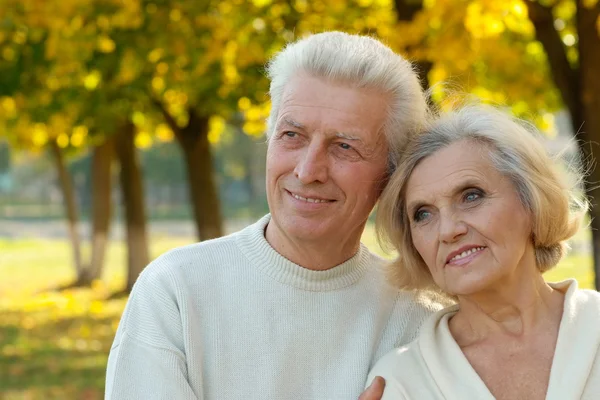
xmin=365 ymin=352 xmax=411 ymax=400
xmin=105 ymin=262 xmax=199 ymax=400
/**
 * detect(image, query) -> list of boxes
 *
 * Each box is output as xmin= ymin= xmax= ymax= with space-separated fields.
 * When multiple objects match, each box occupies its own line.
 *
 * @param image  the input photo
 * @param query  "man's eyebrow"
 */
xmin=335 ymin=132 xmax=362 ymax=142
xmin=278 ymin=117 xmax=305 ymax=130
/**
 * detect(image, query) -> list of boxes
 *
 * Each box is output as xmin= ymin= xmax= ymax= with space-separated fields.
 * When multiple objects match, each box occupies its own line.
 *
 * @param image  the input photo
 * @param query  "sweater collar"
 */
xmin=235 ymin=214 xmax=371 ymax=291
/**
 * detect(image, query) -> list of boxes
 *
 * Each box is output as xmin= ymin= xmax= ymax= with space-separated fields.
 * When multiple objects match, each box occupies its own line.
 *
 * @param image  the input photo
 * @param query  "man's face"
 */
xmin=266 ymin=74 xmax=390 ymax=247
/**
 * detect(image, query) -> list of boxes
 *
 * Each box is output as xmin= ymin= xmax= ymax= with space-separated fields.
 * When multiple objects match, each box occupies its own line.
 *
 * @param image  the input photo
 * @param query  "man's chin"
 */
xmin=276 ymin=215 xmax=330 ymax=239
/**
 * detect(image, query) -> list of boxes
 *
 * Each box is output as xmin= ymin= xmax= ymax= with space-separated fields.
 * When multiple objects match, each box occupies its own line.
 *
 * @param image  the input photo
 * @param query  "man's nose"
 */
xmin=294 ymin=143 xmax=329 ymax=184
xmin=438 ymin=210 xmax=467 ymax=243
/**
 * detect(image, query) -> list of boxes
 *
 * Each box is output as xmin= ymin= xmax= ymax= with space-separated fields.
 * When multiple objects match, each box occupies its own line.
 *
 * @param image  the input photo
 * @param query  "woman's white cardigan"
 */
xmin=367 ymin=280 xmax=600 ymax=399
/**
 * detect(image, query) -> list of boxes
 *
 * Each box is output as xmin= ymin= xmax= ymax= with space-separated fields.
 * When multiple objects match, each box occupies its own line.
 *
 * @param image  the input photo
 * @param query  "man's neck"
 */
xmin=264 ymin=219 xmax=362 ymax=271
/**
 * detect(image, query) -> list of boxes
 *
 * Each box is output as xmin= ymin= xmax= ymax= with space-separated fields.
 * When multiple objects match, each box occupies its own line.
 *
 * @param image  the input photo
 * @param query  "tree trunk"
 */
xmin=394 ymin=0 xmax=433 ymax=94
xmin=576 ymin=1 xmax=600 ymax=289
xmin=79 ymin=137 xmax=114 ymax=284
xmin=49 ymin=140 xmax=84 ymax=277
xmin=153 ymin=101 xmax=224 ymax=241
xmin=528 ymin=1 xmax=600 ymax=289
xmin=174 ymin=111 xmax=223 ymax=241
xmin=115 ymin=122 xmax=150 ymax=292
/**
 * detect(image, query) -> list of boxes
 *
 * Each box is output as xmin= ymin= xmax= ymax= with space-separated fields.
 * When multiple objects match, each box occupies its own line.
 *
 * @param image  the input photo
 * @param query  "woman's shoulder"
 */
xmin=369 ymin=342 xmax=422 ymax=377
xmin=553 ymin=279 xmax=600 ymax=311
xmin=368 ymin=304 xmax=458 ymax=382
xmin=366 ymin=342 xmax=423 ymax=399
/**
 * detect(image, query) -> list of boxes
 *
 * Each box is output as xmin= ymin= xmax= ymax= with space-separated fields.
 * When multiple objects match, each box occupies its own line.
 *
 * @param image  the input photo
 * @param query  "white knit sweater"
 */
xmin=367 ymin=279 xmax=600 ymax=400
xmin=105 ymin=215 xmax=440 ymax=400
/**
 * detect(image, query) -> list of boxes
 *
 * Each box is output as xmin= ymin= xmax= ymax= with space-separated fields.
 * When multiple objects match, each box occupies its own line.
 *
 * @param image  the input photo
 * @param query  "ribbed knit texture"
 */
xmin=105 ymin=215 xmax=441 ymax=400
xmin=367 ymin=279 xmax=600 ymax=400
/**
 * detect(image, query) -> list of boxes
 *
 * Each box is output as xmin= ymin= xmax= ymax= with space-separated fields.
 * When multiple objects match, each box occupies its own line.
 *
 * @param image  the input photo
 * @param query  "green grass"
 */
xmin=0 ymin=225 xmax=595 ymax=399
xmin=0 ymin=235 xmax=194 ymax=400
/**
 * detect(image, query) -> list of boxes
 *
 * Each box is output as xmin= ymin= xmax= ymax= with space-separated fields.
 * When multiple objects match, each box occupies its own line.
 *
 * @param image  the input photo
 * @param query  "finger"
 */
xmin=358 ymin=376 xmax=386 ymax=400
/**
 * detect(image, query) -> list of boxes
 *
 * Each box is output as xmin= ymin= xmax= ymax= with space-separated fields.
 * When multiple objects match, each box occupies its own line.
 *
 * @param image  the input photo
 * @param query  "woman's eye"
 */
xmin=414 ymin=209 xmax=431 ymax=222
xmin=464 ymin=190 xmax=483 ymax=202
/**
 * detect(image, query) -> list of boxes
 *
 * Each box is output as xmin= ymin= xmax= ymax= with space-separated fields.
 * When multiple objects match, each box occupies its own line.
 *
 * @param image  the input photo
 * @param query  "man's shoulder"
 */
xmin=137 ymin=227 xmax=248 ymax=287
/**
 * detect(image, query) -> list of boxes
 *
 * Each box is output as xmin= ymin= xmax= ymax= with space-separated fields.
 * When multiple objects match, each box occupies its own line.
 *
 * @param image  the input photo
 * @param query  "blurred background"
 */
xmin=1 ymin=0 xmax=599 ymax=398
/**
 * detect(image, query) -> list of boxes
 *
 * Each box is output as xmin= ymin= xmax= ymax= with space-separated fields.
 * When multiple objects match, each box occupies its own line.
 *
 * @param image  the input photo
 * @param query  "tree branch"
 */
xmin=394 ymin=0 xmax=424 ymax=21
xmin=526 ymin=0 xmax=579 ymax=117
xmin=151 ymin=96 xmax=180 ymax=134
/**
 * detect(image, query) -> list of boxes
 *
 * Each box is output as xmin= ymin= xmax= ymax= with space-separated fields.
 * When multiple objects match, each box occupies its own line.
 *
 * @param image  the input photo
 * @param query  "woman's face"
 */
xmin=405 ymin=140 xmax=535 ymax=296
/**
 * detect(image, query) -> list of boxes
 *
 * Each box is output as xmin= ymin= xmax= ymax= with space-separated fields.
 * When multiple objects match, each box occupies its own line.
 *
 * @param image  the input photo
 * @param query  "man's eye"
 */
xmin=338 ymin=142 xmax=352 ymax=150
xmin=283 ymin=131 xmax=297 ymax=138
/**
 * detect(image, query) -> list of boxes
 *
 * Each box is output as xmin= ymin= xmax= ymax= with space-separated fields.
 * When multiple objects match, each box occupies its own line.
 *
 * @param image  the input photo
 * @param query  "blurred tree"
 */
xmin=0 ymin=141 xmax=9 ymax=174
xmin=3 ymin=0 xmax=598 ymax=289
xmin=0 ymin=0 xmax=150 ymax=290
xmin=525 ymin=0 xmax=600 ymax=290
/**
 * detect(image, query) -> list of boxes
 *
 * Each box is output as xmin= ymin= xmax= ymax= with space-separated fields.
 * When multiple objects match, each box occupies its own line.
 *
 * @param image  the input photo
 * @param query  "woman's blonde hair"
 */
xmin=377 ymin=105 xmax=588 ymax=291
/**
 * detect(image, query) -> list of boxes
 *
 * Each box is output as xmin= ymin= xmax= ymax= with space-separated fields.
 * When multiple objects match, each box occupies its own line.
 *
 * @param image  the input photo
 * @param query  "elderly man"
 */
xmin=105 ymin=31 xmax=439 ymax=400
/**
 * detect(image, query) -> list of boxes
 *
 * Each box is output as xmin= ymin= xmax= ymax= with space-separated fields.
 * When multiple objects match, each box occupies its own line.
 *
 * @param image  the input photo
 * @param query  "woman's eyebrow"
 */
xmin=452 ymin=179 xmax=483 ymax=195
xmin=406 ymin=200 xmax=427 ymax=217
xmin=405 ymin=178 xmax=484 ymax=213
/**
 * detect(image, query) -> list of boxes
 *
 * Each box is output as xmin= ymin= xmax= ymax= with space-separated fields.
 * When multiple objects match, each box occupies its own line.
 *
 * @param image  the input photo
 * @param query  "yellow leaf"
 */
xmin=97 ymin=35 xmax=116 ymax=53
xmin=13 ymin=30 xmax=27 ymax=45
xmin=0 ymin=97 xmax=16 ymax=118
xmin=132 ymin=111 xmax=146 ymax=126
xmin=57 ymin=133 xmax=69 ymax=148
xmin=238 ymin=97 xmax=251 ymax=111
xmin=80 ymin=324 xmax=92 ymax=338
xmin=253 ymin=0 xmax=272 ymax=7
xmin=208 ymin=116 xmax=225 ymax=144
xmin=135 ymin=131 xmax=153 ymax=149
xmin=84 ymin=71 xmax=102 ymax=90
xmin=562 ymin=33 xmax=576 ymax=46
xmin=294 ymin=0 xmax=308 ymax=13
xmin=170 ymin=9 xmax=182 ymax=22
xmin=243 ymin=121 xmax=265 ymax=136
xmin=157 ymin=62 xmax=169 ymax=75
xmin=152 ymin=77 xmax=165 ymax=93
xmin=71 ymin=126 xmax=87 ymax=148
xmin=245 ymin=106 xmax=263 ymax=121
xmin=148 ymin=48 xmax=164 ymax=63
xmin=2 ymin=47 xmax=15 ymax=61
xmin=32 ymin=124 xmax=48 ymax=147
xmin=156 ymin=124 xmax=174 ymax=142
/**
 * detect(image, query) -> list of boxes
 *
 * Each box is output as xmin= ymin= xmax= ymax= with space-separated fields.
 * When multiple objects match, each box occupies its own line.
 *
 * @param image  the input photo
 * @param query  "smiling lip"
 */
xmin=445 ymin=245 xmax=487 ymax=265
xmin=286 ymin=190 xmax=335 ymax=204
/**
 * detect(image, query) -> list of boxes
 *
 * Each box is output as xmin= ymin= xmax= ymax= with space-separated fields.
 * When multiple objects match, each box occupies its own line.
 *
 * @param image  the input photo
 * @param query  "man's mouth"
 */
xmin=288 ymin=191 xmax=334 ymax=203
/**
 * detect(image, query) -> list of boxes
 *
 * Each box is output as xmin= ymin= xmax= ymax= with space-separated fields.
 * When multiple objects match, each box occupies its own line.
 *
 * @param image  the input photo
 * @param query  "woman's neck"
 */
xmin=449 ymin=272 xmax=565 ymax=346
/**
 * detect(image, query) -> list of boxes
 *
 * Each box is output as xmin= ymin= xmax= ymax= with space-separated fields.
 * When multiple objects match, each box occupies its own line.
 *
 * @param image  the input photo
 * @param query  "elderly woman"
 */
xmin=367 ymin=105 xmax=600 ymax=399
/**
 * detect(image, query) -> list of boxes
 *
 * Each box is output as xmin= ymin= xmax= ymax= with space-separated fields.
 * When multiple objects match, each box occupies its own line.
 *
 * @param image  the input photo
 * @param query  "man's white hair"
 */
xmin=266 ymin=31 xmax=428 ymax=170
